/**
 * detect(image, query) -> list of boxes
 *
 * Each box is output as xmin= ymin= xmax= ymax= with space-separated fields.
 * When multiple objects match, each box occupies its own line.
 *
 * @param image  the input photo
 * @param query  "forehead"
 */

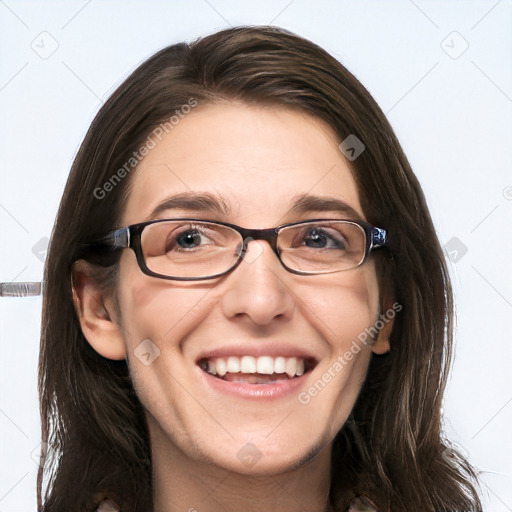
xmin=121 ymin=102 xmax=365 ymax=227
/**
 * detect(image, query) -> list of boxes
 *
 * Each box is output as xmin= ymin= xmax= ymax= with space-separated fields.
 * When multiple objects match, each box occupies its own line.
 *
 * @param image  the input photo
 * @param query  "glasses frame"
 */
xmin=79 ymin=217 xmax=388 ymax=281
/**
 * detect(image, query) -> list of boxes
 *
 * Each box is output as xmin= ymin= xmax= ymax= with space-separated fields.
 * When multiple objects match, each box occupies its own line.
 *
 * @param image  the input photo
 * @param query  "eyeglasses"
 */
xmin=79 ymin=218 xmax=388 ymax=281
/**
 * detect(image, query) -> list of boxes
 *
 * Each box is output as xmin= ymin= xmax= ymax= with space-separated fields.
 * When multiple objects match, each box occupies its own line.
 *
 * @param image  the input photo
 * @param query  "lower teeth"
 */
xmin=217 ymin=372 xmax=291 ymax=384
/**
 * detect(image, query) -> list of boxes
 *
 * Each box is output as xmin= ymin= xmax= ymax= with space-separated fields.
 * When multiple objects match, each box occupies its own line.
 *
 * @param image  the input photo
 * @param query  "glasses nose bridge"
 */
xmin=239 ymin=226 xmax=280 ymax=256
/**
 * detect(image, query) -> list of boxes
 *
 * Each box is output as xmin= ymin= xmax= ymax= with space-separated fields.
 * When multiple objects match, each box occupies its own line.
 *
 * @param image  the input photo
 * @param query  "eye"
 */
xmin=165 ymin=226 xmax=213 ymax=253
xmin=176 ymin=230 xmax=202 ymax=249
xmin=299 ymin=226 xmax=347 ymax=250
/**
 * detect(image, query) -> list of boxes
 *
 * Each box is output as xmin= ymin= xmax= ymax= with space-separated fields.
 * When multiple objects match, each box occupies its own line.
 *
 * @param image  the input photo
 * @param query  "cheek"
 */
xmin=299 ymin=265 xmax=381 ymax=348
xmin=115 ymin=261 xmax=213 ymax=367
xmin=115 ymin=266 xmax=210 ymax=422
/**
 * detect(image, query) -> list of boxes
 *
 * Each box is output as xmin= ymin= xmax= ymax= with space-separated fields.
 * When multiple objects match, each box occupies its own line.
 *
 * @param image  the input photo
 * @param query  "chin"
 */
xmin=202 ymin=433 xmax=330 ymax=476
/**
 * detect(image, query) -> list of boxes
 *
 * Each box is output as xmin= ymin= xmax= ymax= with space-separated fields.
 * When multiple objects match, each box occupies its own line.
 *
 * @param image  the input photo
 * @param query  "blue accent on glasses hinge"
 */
xmin=112 ymin=227 xmax=130 ymax=248
xmin=372 ymin=227 xmax=387 ymax=247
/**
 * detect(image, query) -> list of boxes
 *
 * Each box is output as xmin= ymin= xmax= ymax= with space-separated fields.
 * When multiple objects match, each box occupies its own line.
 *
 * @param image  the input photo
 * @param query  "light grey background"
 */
xmin=1 ymin=1 xmax=511 ymax=510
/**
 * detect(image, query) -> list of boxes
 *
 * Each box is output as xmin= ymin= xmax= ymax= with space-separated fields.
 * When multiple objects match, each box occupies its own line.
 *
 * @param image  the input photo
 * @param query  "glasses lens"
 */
xmin=141 ymin=221 xmax=242 ymax=278
xmin=278 ymin=221 xmax=366 ymax=273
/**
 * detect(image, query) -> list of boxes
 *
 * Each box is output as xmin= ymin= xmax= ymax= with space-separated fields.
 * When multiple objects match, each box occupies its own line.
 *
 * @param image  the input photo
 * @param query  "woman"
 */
xmin=38 ymin=26 xmax=482 ymax=512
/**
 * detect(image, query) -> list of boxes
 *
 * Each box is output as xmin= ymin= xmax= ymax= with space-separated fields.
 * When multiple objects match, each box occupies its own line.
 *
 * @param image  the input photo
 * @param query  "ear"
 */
xmin=371 ymin=295 xmax=396 ymax=355
xmin=71 ymin=260 xmax=126 ymax=360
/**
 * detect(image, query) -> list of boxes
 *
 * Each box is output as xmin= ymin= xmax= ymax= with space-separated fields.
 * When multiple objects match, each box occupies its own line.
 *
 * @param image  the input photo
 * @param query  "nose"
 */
xmin=220 ymin=239 xmax=296 ymax=326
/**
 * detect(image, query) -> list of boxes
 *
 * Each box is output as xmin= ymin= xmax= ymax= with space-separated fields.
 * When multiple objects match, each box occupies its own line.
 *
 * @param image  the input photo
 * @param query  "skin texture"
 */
xmin=73 ymin=102 xmax=393 ymax=512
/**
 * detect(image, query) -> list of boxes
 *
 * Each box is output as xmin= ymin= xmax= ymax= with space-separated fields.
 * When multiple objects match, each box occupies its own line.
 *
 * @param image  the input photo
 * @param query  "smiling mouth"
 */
xmin=198 ymin=355 xmax=317 ymax=384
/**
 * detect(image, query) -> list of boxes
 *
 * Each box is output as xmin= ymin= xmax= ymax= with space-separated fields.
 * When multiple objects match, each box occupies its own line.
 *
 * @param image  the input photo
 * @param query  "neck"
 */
xmin=150 ymin=424 xmax=334 ymax=512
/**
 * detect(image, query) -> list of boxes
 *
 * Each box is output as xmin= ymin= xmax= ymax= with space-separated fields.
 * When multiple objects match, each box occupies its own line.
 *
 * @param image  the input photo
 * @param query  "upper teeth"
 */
xmin=203 ymin=356 xmax=306 ymax=378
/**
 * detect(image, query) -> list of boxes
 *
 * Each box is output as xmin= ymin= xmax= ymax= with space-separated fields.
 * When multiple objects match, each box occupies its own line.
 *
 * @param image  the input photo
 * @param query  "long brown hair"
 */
xmin=38 ymin=25 xmax=481 ymax=511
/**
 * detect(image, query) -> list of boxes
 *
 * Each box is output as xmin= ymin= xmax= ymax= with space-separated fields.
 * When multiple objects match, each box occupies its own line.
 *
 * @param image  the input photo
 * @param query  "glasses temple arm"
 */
xmin=82 ymin=227 xmax=131 ymax=250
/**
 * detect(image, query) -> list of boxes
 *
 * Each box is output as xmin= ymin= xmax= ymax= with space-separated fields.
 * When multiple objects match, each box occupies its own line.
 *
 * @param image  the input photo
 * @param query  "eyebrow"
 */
xmin=288 ymin=193 xmax=364 ymax=222
xmin=147 ymin=192 xmax=232 ymax=220
xmin=146 ymin=191 xmax=364 ymax=223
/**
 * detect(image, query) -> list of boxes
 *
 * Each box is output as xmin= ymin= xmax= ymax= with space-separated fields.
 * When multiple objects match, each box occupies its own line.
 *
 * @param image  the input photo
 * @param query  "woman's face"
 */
xmin=107 ymin=102 xmax=389 ymax=474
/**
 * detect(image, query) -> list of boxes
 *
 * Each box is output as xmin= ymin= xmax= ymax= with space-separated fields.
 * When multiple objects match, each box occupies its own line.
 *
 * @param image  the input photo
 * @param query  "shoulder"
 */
xmin=348 ymin=495 xmax=379 ymax=512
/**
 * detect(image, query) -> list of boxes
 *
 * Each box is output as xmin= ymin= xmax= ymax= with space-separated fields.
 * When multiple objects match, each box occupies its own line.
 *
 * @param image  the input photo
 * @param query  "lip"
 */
xmin=198 ymin=364 xmax=312 ymax=400
xmin=194 ymin=343 xmax=319 ymax=400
